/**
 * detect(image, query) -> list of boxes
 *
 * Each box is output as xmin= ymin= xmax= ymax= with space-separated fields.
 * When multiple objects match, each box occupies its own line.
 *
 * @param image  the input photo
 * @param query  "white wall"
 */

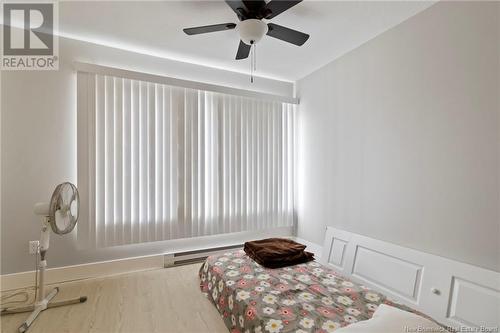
xmin=296 ymin=1 xmax=500 ymax=272
xmin=0 ymin=34 xmax=293 ymax=274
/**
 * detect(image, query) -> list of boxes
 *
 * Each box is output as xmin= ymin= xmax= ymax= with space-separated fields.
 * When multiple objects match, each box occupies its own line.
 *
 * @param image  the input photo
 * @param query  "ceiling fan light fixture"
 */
xmin=238 ymin=19 xmax=268 ymax=45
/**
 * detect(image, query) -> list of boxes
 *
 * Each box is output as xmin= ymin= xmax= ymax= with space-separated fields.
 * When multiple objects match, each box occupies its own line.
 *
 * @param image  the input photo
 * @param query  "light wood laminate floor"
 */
xmin=1 ymin=264 xmax=228 ymax=333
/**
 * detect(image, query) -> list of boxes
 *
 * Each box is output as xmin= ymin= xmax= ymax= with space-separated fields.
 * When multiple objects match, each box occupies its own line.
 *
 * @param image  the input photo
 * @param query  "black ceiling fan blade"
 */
xmin=225 ymin=0 xmax=248 ymax=20
xmin=242 ymin=1 xmax=267 ymax=15
xmin=183 ymin=23 xmax=237 ymax=35
xmin=263 ymin=0 xmax=302 ymax=19
xmin=266 ymin=23 xmax=309 ymax=46
xmin=236 ymin=40 xmax=251 ymax=60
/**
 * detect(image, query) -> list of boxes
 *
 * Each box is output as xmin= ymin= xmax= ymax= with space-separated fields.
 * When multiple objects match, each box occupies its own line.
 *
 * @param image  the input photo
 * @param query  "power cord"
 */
xmin=0 ymin=244 xmax=39 ymax=312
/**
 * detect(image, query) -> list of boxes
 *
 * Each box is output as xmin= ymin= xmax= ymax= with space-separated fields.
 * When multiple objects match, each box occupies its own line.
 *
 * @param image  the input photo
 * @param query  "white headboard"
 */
xmin=321 ymin=227 xmax=500 ymax=330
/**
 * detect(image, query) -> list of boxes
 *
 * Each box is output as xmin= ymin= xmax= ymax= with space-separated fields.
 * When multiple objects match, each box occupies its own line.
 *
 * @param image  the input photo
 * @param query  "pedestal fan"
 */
xmin=1 ymin=182 xmax=87 ymax=332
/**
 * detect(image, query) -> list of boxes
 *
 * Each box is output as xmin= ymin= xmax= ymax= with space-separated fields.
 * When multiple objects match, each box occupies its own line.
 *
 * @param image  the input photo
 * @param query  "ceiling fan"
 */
xmin=183 ymin=0 xmax=310 ymax=60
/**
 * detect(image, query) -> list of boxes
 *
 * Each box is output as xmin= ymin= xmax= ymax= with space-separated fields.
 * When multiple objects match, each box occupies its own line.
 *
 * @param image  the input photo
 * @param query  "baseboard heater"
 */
xmin=163 ymin=244 xmax=243 ymax=268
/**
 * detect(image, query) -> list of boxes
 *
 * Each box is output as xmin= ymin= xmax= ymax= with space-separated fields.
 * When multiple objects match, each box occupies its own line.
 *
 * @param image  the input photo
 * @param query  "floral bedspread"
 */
xmin=199 ymin=250 xmax=415 ymax=333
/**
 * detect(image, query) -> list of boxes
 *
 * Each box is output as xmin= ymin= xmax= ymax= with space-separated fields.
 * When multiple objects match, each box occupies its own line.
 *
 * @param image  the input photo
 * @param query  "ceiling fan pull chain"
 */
xmin=250 ymin=42 xmax=254 ymax=83
xmin=254 ymin=43 xmax=257 ymax=72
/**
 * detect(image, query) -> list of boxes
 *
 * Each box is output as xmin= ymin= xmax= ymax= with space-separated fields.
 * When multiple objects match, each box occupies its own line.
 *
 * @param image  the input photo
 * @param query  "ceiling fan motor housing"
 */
xmin=238 ymin=19 xmax=268 ymax=45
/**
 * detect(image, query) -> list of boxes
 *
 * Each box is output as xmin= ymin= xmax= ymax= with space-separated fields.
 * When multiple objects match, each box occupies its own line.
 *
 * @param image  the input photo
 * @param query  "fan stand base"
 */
xmin=1 ymin=287 xmax=87 ymax=332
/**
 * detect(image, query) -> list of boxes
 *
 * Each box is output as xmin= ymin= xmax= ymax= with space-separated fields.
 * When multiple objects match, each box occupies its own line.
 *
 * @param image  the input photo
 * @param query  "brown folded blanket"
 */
xmin=244 ymin=238 xmax=315 ymax=268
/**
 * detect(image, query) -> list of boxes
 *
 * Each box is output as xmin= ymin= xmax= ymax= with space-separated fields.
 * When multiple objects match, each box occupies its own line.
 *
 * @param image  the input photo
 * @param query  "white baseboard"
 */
xmin=1 ymin=233 xmax=320 ymax=292
xmin=0 ymin=254 xmax=164 ymax=292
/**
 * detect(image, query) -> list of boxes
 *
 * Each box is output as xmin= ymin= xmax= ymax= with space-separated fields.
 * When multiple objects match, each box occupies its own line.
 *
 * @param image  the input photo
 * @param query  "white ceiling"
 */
xmin=58 ymin=1 xmax=435 ymax=82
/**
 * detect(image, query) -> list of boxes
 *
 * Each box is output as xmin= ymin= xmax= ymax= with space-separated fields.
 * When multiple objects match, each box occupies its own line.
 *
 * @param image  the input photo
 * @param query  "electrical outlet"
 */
xmin=29 ymin=240 xmax=39 ymax=255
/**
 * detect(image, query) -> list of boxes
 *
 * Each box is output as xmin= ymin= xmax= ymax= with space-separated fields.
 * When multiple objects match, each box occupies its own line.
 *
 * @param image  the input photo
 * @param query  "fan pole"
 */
xmin=37 ymin=217 xmax=51 ymax=303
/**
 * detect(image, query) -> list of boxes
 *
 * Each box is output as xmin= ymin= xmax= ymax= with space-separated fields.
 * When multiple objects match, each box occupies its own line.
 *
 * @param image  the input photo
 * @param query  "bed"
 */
xmin=199 ymin=249 xmax=416 ymax=332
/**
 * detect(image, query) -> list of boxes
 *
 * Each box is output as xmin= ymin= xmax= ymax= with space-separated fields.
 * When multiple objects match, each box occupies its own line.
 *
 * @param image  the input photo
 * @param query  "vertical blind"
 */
xmin=77 ymin=72 xmax=295 ymax=248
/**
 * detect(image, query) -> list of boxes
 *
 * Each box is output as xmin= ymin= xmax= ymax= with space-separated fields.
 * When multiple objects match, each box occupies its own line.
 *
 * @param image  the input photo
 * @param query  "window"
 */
xmin=77 ymin=67 xmax=295 ymax=247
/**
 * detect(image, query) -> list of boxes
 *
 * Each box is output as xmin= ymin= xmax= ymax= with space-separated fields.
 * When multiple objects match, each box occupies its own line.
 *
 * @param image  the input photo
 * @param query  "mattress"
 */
xmin=199 ymin=250 xmax=415 ymax=332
